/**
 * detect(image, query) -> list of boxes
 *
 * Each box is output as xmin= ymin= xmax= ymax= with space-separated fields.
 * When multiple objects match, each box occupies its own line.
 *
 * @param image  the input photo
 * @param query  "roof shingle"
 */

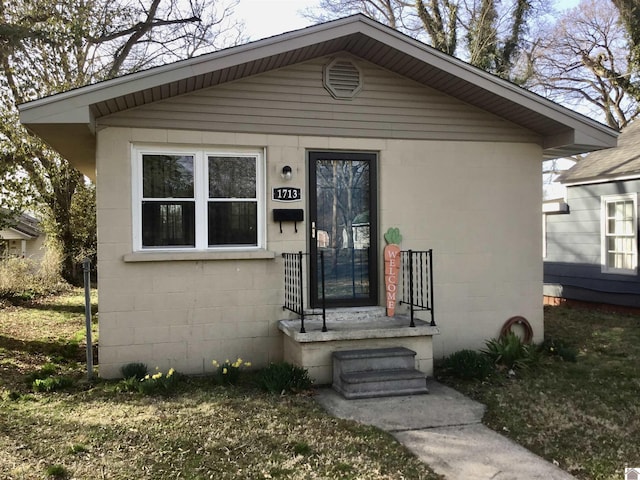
xmin=562 ymin=120 xmax=640 ymax=184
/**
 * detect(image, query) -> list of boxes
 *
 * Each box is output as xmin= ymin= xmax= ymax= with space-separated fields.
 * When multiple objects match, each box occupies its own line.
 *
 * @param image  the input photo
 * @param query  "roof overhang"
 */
xmin=0 ymin=228 xmax=37 ymax=240
xmin=562 ymin=172 xmax=640 ymax=187
xmin=19 ymin=14 xmax=618 ymax=179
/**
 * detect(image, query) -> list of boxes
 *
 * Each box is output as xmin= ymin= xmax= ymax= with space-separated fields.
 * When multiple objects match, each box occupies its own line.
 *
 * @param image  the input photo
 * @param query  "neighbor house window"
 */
xmin=601 ymin=194 xmax=637 ymax=274
xmin=134 ymin=147 xmax=264 ymax=251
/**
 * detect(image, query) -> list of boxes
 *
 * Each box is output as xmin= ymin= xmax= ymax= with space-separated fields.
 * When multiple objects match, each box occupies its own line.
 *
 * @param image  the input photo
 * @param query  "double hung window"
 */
xmin=134 ymin=147 xmax=264 ymax=251
xmin=601 ymin=194 xmax=637 ymax=274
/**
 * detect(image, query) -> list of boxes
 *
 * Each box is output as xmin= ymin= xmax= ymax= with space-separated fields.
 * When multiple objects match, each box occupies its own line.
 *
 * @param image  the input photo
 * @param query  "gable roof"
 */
xmin=18 ymin=14 xmax=618 ymax=177
xmin=561 ymin=119 xmax=640 ymax=185
xmin=0 ymin=213 xmax=41 ymax=238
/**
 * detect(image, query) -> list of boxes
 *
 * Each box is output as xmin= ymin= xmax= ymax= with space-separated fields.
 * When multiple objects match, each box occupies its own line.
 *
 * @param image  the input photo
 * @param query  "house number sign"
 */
xmin=272 ymin=187 xmax=301 ymax=202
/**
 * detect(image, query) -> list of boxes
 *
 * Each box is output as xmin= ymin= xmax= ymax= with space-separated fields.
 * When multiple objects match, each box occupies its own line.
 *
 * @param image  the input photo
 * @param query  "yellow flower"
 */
xmin=144 ymin=374 xmax=150 ymax=380
xmin=245 ymin=362 xmax=251 ymax=367
xmin=167 ymin=368 xmax=175 ymax=377
xmin=152 ymin=372 xmax=162 ymax=380
xmin=225 ymin=359 xmax=230 ymax=364
xmin=222 ymin=368 xmax=228 ymax=375
xmin=237 ymin=358 xmax=243 ymax=363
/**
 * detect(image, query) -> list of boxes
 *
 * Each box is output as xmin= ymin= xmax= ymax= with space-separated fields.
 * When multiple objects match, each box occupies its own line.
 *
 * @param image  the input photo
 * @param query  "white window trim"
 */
xmin=131 ymin=144 xmax=266 ymax=253
xmin=600 ymin=193 xmax=638 ymax=275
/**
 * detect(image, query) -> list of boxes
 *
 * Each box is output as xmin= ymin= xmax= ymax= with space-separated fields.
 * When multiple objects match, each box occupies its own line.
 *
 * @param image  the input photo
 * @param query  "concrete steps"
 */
xmin=332 ymin=347 xmax=429 ymax=399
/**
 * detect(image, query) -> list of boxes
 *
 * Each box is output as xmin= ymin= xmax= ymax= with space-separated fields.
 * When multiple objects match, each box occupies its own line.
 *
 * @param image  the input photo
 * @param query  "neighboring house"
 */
xmin=18 ymin=15 xmax=617 ymax=380
xmin=0 ymin=213 xmax=46 ymax=262
xmin=544 ymin=120 xmax=639 ymax=308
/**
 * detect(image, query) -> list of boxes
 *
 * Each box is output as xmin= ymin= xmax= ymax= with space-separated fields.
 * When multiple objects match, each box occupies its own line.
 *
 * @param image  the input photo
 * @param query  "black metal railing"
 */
xmin=400 ymin=249 xmax=435 ymax=327
xmin=283 ymin=249 xmax=434 ymax=332
xmin=282 ymin=251 xmax=326 ymax=333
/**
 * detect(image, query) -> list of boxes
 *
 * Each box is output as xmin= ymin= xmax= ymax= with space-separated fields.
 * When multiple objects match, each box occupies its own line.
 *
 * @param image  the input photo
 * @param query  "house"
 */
xmin=18 ymin=15 xmax=617 ymax=380
xmin=544 ymin=120 xmax=638 ymax=308
xmin=0 ymin=213 xmax=46 ymax=262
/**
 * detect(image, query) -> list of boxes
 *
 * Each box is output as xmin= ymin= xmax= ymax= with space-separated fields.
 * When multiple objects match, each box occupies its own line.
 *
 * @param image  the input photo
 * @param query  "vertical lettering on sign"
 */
xmin=383 ymin=227 xmax=402 ymax=316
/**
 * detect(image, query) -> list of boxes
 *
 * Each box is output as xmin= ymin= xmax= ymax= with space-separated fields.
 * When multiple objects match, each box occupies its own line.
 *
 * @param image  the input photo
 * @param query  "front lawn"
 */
xmin=438 ymin=305 xmax=640 ymax=480
xmin=0 ymin=290 xmax=441 ymax=480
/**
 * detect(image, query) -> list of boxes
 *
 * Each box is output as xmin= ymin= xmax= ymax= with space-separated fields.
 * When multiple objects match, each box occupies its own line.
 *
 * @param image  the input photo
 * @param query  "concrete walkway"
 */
xmin=314 ymin=380 xmax=577 ymax=479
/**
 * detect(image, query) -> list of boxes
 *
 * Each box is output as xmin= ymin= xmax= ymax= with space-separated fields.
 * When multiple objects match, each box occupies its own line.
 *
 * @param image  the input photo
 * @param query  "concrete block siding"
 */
xmin=96 ymin=125 xmax=543 ymax=378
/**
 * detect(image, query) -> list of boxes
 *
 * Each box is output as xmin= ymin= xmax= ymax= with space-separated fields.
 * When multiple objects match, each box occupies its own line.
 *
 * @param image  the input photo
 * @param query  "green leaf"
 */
xmin=384 ymin=227 xmax=402 ymax=245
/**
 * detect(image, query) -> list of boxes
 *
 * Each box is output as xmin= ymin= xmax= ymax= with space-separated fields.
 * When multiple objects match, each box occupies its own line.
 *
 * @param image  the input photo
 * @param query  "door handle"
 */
xmin=311 ymin=221 xmax=316 ymax=239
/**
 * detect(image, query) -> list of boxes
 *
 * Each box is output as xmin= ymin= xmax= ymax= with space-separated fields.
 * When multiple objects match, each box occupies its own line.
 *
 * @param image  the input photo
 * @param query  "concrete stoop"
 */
xmin=332 ymin=347 xmax=429 ymax=399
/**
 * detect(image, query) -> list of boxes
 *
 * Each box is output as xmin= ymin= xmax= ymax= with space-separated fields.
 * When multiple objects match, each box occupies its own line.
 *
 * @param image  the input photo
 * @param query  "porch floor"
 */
xmin=279 ymin=314 xmax=439 ymax=342
xmin=278 ymin=310 xmax=439 ymax=385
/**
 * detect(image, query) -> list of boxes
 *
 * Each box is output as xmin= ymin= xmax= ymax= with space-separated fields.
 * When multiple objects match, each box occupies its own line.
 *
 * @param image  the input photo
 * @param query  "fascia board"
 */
xmin=543 ymin=128 xmax=618 ymax=152
xmin=0 ymin=228 xmax=34 ymax=240
xmin=563 ymin=173 xmax=640 ymax=186
xmin=19 ymin=104 xmax=93 ymax=127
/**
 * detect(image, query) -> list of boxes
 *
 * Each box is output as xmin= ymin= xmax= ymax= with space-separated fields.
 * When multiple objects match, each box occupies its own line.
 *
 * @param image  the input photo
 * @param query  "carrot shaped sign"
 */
xmin=384 ymin=227 xmax=402 ymax=316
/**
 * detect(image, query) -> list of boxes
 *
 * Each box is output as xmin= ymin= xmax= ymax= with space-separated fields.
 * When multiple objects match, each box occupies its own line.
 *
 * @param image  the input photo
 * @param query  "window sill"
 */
xmin=123 ymin=250 xmax=276 ymax=262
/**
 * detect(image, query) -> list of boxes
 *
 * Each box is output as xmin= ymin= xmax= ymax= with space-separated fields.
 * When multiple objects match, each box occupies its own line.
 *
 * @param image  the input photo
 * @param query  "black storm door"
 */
xmin=308 ymin=151 xmax=378 ymax=308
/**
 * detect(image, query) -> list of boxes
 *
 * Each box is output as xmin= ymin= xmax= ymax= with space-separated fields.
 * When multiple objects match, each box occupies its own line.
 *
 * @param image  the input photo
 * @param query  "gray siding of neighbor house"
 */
xmin=544 ymin=180 xmax=640 ymax=307
xmin=97 ymin=56 xmax=539 ymax=144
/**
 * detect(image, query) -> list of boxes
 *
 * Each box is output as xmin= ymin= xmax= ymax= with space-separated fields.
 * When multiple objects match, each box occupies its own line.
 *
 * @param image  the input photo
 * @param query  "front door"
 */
xmin=308 ymin=151 xmax=378 ymax=308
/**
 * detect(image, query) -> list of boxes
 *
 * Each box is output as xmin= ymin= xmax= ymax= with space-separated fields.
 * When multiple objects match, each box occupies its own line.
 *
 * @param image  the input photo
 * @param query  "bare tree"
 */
xmin=305 ymin=0 xmax=408 ymax=28
xmin=530 ymin=0 xmax=637 ymax=128
xmin=303 ymin=0 xmax=457 ymax=51
xmin=304 ymin=0 xmax=542 ymax=82
xmin=415 ymin=0 xmax=458 ymax=54
xmin=611 ymin=0 xmax=640 ymax=72
xmin=0 ymin=0 xmax=244 ymax=283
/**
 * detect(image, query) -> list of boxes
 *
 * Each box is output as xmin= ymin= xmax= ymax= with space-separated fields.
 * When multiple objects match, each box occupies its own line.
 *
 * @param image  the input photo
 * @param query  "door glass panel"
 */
xmin=313 ymin=157 xmax=373 ymax=303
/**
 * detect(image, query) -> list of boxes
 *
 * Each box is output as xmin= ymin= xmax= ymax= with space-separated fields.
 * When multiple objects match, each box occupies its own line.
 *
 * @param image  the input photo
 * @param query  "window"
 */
xmin=134 ymin=147 xmax=264 ymax=251
xmin=601 ymin=194 xmax=638 ymax=274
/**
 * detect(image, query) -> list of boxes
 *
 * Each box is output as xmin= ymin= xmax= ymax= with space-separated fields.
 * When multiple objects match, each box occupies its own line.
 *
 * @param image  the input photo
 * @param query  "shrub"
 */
xmin=32 ymin=376 xmax=75 ymax=392
xmin=45 ymin=464 xmax=68 ymax=479
xmin=115 ymin=376 xmax=141 ymax=393
xmin=121 ymin=362 xmax=148 ymax=380
xmin=256 ymin=362 xmax=312 ymax=394
xmin=442 ymin=349 xmax=494 ymax=380
xmin=213 ymin=358 xmax=250 ymax=386
xmin=137 ymin=368 xmax=180 ymax=395
xmin=540 ymin=338 xmax=578 ymax=362
xmin=25 ymin=363 xmax=59 ymax=384
xmin=0 ymin=254 xmax=67 ymax=302
xmin=482 ymin=332 xmax=540 ymax=370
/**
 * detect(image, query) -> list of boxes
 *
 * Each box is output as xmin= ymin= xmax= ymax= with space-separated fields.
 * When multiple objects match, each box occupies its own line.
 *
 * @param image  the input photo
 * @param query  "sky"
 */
xmin=235 ymin=0 xmax=583 ymax=41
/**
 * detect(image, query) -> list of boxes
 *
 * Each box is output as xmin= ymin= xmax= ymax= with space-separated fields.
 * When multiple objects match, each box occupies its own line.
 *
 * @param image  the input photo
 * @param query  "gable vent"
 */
xmin=323 ymin=58 xmax=363 ymax=99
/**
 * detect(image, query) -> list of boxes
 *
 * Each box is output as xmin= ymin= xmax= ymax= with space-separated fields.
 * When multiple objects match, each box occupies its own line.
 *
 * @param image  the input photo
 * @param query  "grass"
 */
xmin=437 ymin=304 xmax=640 ymax=480
xmin=0 ymin=289 xmax=441 ymax=480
